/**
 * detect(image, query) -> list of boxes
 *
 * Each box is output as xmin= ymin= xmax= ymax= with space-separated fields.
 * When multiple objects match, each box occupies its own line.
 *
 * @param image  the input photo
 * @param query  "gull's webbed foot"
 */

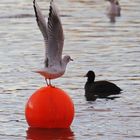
xmin=49 ymin=79 xmax=55 ymax=88
xmin=45 ymin=79 xmax=55 ymax=87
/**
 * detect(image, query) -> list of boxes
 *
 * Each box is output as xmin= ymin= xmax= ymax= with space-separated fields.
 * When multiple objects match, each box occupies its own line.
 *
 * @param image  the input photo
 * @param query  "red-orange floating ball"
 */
xmin=25 ymin=86 xmax=75 ymax=128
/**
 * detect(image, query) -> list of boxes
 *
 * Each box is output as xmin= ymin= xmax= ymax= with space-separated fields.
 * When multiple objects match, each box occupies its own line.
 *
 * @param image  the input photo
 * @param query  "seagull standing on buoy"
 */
xmin=33 ymin=0 xmax=73 ymax=86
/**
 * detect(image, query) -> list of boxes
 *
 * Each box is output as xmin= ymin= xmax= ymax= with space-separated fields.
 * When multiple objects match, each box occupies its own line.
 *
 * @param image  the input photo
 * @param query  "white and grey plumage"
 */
xmin=33 ymin=0 xmax=73 ymax=85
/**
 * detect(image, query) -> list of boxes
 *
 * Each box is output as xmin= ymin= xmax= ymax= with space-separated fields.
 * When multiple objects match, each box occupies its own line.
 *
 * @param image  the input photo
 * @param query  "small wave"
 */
xmin=0 ymin=14 xmax=34 ymax=19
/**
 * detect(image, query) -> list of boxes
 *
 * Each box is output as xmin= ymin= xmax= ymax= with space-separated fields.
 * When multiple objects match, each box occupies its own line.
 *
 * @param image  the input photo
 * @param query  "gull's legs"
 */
xmin=45 ymin=78 xmax=49 ymax=86
xmin=45 ymin=79 xmax=54 ymax=87
xmin=49 ymin=79 xmax=52 ymax=86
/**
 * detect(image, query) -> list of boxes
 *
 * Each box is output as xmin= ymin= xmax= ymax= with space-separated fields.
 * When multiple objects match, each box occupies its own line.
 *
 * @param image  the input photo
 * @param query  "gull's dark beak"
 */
xmin=70 ymin=58 xmax=73 ymax=61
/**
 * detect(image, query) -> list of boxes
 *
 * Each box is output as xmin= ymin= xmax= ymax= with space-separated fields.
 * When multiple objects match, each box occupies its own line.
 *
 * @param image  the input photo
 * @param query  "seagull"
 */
xmin=33 ymin=0 xmax=73 ymax=86
xmin=106 ymin=0 xmax=121 ymax=22
xmin=106 ymin=0 xmax=121 ymax=17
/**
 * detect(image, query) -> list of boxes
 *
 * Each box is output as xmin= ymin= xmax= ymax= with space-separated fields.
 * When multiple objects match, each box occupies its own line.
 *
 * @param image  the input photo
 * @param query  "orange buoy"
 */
xmin=25 ymin=86 xmax=74 ymax=128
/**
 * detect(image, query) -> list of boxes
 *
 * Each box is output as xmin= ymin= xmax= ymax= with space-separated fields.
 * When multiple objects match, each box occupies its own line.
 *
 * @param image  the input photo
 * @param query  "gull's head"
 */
xmin=62 ymin=55 xmax=73 ymax=64
xmin=115 ymin=1 xmax=119 ymax=5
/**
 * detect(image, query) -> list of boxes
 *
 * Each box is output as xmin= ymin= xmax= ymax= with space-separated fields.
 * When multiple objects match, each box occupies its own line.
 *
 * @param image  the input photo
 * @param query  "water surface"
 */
xmin=0 ymin=0 xmax=140 ymax=139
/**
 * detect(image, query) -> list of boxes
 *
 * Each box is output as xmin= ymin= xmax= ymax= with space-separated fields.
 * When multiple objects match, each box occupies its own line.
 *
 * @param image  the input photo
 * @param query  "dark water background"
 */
xmin=0 ymin=0 xmax=140 ymax=139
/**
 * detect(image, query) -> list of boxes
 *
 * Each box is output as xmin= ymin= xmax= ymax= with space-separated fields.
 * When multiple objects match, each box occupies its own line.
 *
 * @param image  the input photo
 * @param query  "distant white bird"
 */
xmin=33 ymin=0 xmax=73 ymax=86
xmin=106 ymin=0 xmax=121 ymax=17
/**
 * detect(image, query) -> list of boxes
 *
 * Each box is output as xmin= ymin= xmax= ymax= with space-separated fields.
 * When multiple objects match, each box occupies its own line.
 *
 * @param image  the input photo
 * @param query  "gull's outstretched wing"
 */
xmin=47 ymin=0 xmax=64 ymax=65
xmin=33 ymin=0 xmax=48 ymax=66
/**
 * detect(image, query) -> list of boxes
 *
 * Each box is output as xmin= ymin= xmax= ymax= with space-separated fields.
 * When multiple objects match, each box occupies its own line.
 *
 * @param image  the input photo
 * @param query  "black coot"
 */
xmin=84 ymin=71 xmax=122 ymax=101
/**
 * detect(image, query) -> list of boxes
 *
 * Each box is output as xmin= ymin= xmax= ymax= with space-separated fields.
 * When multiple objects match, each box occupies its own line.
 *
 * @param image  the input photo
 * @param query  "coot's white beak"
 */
xmin=84 ymin=74 xmax=87 ymax=77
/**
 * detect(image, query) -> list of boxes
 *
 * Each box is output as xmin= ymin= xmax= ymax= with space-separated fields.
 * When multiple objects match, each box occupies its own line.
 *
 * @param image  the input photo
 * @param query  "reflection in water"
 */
xmin=108 ymin=15 xmax=116 ymax=23
xmin=26 ymin=127 xmax=75 ymax=140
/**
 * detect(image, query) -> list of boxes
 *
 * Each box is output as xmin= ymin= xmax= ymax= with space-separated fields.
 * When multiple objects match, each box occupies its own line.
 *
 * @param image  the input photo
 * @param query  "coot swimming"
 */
xmin=84 ymin=71 xmax=122 ymax=101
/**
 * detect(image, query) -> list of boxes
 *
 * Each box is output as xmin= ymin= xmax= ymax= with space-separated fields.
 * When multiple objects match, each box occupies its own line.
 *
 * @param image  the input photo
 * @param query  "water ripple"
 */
xmin=0 ymin=0 xmax=140 ymax=139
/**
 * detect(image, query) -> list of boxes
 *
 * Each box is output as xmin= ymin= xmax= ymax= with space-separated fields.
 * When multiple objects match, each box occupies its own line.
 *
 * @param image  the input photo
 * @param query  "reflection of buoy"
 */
xmin=25 ymin=86 xmax=74 ymax=128
xmin=26 ymin=127 xmax=74 ymax=140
